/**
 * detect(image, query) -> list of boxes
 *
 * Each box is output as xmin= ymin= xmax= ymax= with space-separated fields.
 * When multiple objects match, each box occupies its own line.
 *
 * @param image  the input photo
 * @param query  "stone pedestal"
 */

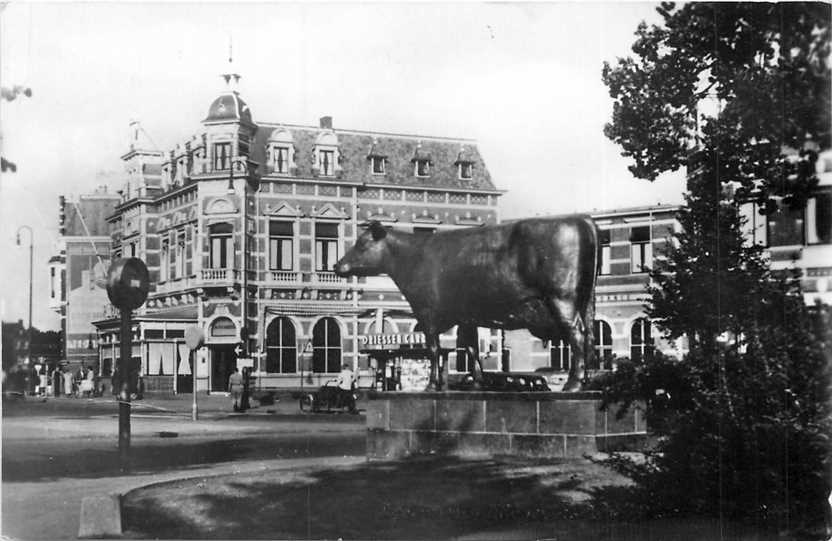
xmin=366 ymin=391 xmax=646 ymax=459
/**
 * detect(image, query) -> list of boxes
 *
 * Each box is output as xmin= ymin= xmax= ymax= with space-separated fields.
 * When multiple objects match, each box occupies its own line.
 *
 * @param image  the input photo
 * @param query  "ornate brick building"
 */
xmin=92 ymin=73 xmax=502 ymax=393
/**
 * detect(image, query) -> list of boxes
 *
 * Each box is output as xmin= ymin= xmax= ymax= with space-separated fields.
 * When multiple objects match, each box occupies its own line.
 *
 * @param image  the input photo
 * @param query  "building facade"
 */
xmin=48 ymin=188 xmax=121 ymax=371
xmin=737 ymin=149 xmax=832 ymax=306
xmin=501 ymin=204 xmax=682 ymax=380
xmin=93 ymin=76 xmax=502 ymax=393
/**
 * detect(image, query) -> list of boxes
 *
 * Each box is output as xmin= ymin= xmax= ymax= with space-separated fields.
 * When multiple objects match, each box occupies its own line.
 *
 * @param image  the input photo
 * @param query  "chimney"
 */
xmin=319 ymin=116 xmax=333 ymax=130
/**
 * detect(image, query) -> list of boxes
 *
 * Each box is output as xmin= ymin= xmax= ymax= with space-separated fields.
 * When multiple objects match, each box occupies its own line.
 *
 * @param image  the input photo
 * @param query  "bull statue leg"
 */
xmin=551 ymin=299 xmax=587 ymax=392
xmin=426 ymin=331 xmax=442 ymax=391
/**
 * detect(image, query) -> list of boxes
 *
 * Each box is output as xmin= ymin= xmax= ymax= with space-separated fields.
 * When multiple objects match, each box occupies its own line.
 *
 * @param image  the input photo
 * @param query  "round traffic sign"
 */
xmin=185 ymin=326 xmax=205 ymax=350
xmin=107 ymin=258 xmax=150 ymax=311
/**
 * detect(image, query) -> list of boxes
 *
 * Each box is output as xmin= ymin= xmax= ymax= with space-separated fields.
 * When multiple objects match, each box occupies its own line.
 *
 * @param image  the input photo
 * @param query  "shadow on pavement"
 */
xmin=121 ymin=455 xmax=784 ymax=540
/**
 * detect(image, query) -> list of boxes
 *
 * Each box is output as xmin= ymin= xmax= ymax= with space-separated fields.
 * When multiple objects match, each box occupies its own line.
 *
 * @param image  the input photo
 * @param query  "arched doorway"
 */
xmin=209 ymin=316 xmax=237 ymax=392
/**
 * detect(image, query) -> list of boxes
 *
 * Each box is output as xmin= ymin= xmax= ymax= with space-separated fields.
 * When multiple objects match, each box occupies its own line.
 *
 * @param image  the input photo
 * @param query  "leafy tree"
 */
xmin=598 ymin=2 xmax=832 ymax=536
xmin=603 ymin=2 xmax=830 ymax=211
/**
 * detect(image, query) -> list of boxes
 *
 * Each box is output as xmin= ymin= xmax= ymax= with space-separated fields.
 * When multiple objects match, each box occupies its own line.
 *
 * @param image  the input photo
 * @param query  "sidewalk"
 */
xmin=2 ymin=455 xmax=366 ymax=540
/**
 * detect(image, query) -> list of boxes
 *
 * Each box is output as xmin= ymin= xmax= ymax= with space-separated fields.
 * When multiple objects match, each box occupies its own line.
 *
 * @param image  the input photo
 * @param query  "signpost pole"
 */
xmin=118 ymin=308 xmax=132 ymax=473
xmin=191 ymin=349 xmax=198 ymax=421
xmin=184 ymin=326 xmax=205 ymax=422
xmin=106 ymin=257 xmax=150 ymax=475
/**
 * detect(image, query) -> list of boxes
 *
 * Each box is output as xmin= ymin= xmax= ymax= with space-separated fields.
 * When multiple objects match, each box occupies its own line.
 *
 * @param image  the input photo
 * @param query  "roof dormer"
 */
xmin=312 ymin=118 xmax=341 ymax=178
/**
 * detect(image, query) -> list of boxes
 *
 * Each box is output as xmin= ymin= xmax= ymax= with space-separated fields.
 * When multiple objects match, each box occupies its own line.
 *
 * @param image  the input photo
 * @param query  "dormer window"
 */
xmin=273 ymin=146 xmax=290 ymax=174
xmin=371 ymin=156 xmax=386 ymax=175
xmin=267 ymin=128 xmax=296 ymax=176
xmin=411 ymin=143 xmax=432 ymax=178
xmin=313 ymin=130 xmax=340 ymax=178
xmin=415 ymin=159 xmax=431 ymax=177
xmin=319 ymin=149 xmax=335 ymax=176
xmin=455 ymin=147 xmax=474 ymax=180
xmin=458 ymin=162 xmax=473 ymax=180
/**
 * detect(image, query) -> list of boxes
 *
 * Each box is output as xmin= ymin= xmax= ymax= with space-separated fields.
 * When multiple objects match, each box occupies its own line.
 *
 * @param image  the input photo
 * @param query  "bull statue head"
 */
xmin=334 ymin=221 xmax=389 ymax=277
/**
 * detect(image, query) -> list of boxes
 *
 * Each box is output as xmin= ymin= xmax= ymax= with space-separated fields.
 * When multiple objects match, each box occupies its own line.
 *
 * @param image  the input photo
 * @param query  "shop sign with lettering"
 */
xmin=358 ymin=333 xmax=426 ymax=348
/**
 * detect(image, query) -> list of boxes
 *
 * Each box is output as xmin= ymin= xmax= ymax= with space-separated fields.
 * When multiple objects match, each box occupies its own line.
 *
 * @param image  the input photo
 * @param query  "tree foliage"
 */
xmin=598 ymin=3 xmax=832 ymax=536
xmin=603 ymin=2 xmax=830 ymax=211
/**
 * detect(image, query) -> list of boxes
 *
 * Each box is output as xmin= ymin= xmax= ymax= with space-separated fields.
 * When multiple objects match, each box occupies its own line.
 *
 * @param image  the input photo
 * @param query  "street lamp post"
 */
xmin=16 ymin=226 xmax=33 ymax=367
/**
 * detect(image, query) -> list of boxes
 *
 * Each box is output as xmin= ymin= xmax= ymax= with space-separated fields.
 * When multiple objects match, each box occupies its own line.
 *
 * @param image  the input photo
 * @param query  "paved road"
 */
xmin=1 ymin=395 xmax=366 ymax=539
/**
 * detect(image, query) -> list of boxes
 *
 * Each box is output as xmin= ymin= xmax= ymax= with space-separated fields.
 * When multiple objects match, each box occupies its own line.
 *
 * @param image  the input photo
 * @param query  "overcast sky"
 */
xmin=0 ymin=2 xmax=685 ymax=331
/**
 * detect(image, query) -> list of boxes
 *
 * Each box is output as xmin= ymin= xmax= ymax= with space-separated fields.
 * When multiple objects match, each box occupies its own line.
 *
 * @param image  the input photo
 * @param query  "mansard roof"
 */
xmin=254 ymin=123 xmax=495 ymax=191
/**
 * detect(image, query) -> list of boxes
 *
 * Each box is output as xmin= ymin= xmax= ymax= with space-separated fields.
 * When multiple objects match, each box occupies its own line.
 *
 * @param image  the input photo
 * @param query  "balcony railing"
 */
xmin=201 ymin=268 xmax=241 ymax=282
xmin=269 ymin=271 xmax=301 ymax=282
xmin=314 ymin=271 xmax=346 ymax=284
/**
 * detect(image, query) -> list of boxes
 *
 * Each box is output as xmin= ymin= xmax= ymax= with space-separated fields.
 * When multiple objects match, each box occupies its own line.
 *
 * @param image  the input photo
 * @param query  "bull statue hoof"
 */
xmin=561 ymin=379 xmax=582 ymax=392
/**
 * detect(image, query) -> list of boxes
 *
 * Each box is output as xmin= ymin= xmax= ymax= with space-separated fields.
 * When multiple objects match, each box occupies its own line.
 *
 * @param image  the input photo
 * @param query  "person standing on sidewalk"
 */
xmin=336 ymin=363 xmax=357 ymax=413
xmin=62 ymin=367 xmax=74 ymax=398
xmin=227 ymin=367 xmax=243 ymax=412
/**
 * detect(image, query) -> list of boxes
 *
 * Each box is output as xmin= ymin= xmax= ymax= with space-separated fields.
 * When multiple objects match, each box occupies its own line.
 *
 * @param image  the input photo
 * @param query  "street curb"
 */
xmin=78 ymin=494 xmax=122 ymax=538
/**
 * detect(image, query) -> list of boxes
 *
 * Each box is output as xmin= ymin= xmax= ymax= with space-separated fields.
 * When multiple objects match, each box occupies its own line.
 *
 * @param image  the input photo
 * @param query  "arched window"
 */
xmin=594 ymin=320 xmax=613 ymax=370
xmin=210 ymin=317 xmax=236 ymax=338
xmin=550 ymin=339 xmax=571 ymax=371
xmin=312 ymin=317 xmax=341 ymax=373
xmin=630 ymin=318 xmax=655 ymax=363
xmin=266 ymin=317 xmax=296 ymax=373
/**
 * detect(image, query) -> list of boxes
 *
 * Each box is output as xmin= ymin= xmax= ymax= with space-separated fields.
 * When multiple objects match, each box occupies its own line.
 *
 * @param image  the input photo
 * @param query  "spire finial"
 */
xmin=220 ymin=34 xmax=241 ymax=92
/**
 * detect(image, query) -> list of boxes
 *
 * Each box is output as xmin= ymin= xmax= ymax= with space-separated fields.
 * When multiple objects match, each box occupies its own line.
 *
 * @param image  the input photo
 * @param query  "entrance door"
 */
xmin=211 ymin=345 xmax=237 ymax=392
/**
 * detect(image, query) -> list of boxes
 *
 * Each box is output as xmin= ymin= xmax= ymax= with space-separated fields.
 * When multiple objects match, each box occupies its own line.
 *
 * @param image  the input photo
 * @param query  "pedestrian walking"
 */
xmin=62 ymin=368 xmax=74 ymax=398
xmin=227 ymin=367 xmax=243 ymax=412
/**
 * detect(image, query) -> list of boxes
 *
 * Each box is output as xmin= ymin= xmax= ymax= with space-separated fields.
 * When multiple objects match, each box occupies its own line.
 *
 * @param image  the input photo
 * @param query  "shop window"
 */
xmin=599 ymin=229 xmax=611 ymax=275
xmin=630 ymin=226 xmax=652 ymax=273
xmin=266 ymin=317 xmax=297 ymax=373
xmin=593 ymin=320 xmax=613 ymax=370
xmin=269 ymin=221 xmax=294 ymax=271
xmin=312 ymin=317 xmax=341 ymax=373
xmin=315 ymin=222 xmax=339 ymax=272
xmin=630 ymin=318 xmax=655 ymax=363
xmin=807 ymin=192 xmax=832 ymax=245
xmin=550 ymin=339 xmax=571 ymax=371
xmin=210 ymin=223 xmax=233 ymax=269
